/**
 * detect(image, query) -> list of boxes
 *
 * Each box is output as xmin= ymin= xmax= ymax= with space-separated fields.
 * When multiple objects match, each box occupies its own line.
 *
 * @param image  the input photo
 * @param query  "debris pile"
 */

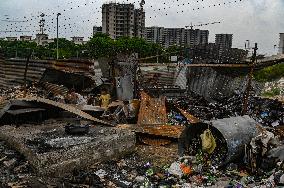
xmin=0 ymin=67 xmax=283 ymax=187
xmin=176 ymin=92 xmax=283 ymax=127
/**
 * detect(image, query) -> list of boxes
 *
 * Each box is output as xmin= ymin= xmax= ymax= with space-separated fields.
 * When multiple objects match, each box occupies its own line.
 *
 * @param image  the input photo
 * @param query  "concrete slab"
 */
xmin=0 ymin=120 xmax=136 ymax=177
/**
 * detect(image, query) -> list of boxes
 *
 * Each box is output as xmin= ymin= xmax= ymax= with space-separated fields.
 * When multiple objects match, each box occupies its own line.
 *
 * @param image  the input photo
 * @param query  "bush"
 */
xmin=254 ymin=63 xmax=284 ymax=82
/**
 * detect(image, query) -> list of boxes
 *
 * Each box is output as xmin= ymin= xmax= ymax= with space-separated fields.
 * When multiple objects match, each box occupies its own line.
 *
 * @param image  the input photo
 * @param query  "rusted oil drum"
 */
xmin=178 ymin=115 xmax=260 ymax=166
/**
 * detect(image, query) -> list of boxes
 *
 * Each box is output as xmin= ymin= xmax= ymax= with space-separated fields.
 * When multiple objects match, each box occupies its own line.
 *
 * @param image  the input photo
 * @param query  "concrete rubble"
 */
xmin=0 ymin=121 xmax=136 ymax=177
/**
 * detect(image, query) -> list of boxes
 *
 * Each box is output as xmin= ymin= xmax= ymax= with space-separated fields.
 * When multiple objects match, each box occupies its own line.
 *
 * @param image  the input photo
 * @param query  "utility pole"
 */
xmin=56 ymin=13 xmax=61 ymax=60
xmin=242 ymin=43 xmax=258 ymax=115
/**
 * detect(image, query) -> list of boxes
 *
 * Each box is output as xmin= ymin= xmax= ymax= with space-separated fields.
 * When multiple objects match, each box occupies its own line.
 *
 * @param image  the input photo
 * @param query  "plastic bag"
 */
xmin=200 ymin=129 xmax=216 ymax=154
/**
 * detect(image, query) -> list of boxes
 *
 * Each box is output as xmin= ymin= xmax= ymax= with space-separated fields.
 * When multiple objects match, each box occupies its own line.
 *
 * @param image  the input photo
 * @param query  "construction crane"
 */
xmin=185 ymin=21 xmax=221 ymax=29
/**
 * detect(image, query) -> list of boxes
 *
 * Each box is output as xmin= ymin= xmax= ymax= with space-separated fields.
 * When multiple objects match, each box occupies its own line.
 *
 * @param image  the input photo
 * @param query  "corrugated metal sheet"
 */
xmin=140 ymin=66 xmax=177 ymax=86
xmin=41 ymin=82 xmax=68 ymax=96
xmin=0 ymin=59 xmax=102 ymax=89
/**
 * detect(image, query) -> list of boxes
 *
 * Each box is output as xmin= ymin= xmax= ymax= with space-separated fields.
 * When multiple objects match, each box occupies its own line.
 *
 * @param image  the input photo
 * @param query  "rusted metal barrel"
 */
xmin=178 ymin=115 xmax=259 ymax=166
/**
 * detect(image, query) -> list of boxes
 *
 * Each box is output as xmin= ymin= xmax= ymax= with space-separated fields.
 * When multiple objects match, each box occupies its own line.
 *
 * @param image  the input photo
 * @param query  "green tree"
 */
xmin=0 ymin=40 xmax=37 ymax=58
xmin=86 ymin=33 xmax=115 ymax=59
xmin=47 ymin=38 xmax=78 ymax=59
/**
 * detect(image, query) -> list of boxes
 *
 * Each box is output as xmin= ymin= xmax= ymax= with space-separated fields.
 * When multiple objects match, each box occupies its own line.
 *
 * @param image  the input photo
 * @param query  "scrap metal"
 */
xmin=0 ymin=59 xmax=100 ymax=89
xmin=137 ymin=91 xmax=168 ymax=125
xmin=120 ymin=92 xmax=201 ymax=145
xmin=41 ymin=82 xmax=68 ymax=96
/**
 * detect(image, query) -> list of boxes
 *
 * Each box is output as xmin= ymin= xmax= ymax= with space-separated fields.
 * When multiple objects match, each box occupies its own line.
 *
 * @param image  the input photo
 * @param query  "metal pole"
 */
xmin=242 ymin=43 xmax=257 ymax=115
xmin=56 ymin=13 xmax=61 ymax=60
xmin=23 ymin=48 xmax=32 ymax=97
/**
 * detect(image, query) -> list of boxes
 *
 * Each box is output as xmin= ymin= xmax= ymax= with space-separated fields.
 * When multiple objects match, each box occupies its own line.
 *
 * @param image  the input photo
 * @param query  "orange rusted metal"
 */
xmin=134 ymin=92 xmax=187 ymax=145
xmin=177 ymin=107 xmax=200 ymax=124
xmin=137 ymin=91 xmax=167 ymax=125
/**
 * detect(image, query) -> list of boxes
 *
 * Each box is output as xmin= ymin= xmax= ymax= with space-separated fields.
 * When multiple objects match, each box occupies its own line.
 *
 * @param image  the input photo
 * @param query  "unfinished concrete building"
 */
xmin=102 ymin=3 xmax=145 ymax=39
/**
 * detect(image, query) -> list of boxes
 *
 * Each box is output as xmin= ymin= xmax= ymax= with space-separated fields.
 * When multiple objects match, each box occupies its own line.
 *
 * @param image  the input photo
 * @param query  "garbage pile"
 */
xmin=175 ymin=92 xmax=283 ymax=127
xmin=60 ymin=144 xmax=284 ymax=188
xmin=167 ymin=109 xmax=188 ymax=126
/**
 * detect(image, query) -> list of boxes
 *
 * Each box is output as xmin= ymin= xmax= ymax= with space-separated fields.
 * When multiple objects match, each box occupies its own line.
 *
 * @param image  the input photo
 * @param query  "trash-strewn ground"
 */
xmin=1 ymin=139 xmax=283 ymax=188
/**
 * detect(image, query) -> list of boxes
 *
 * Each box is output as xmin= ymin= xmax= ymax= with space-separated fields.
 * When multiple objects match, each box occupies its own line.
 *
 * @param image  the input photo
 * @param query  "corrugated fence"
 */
xmin=0 ymin=58 xmax=101 ymax=89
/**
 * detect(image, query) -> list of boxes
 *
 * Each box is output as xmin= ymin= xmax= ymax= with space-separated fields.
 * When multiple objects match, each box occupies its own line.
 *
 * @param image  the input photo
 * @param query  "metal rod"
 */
xmin=242 ymin=43 xmax=258 ymax=115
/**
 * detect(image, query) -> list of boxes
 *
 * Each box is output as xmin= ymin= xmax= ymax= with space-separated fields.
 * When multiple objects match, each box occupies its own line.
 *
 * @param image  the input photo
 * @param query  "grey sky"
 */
xmin=0 ymin=0 xmax=283 ymax=55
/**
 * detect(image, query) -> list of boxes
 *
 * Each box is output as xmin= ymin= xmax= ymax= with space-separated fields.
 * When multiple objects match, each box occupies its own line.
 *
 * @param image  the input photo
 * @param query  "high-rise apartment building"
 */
xmin=144 ymin=27 xmax=209 ymax=48
xmin=102 ymin=2 xmax=145 ymax=39
xmin=215 ymin=34 xmax=233 ymax=49
xmin=279 ymin=33 xmax=284 ymax=54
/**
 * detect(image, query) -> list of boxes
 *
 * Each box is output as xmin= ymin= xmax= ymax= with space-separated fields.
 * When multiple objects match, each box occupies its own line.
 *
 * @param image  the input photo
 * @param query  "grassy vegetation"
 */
xmin=262 ymin=87 xmax=281 ymax=97
xmin=254 ymin=63 xmax=284 ymax=82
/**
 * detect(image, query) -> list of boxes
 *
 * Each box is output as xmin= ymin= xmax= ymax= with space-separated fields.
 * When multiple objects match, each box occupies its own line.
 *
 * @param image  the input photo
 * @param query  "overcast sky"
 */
xmin=0 ymin=0 xmax=283 ymax=55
